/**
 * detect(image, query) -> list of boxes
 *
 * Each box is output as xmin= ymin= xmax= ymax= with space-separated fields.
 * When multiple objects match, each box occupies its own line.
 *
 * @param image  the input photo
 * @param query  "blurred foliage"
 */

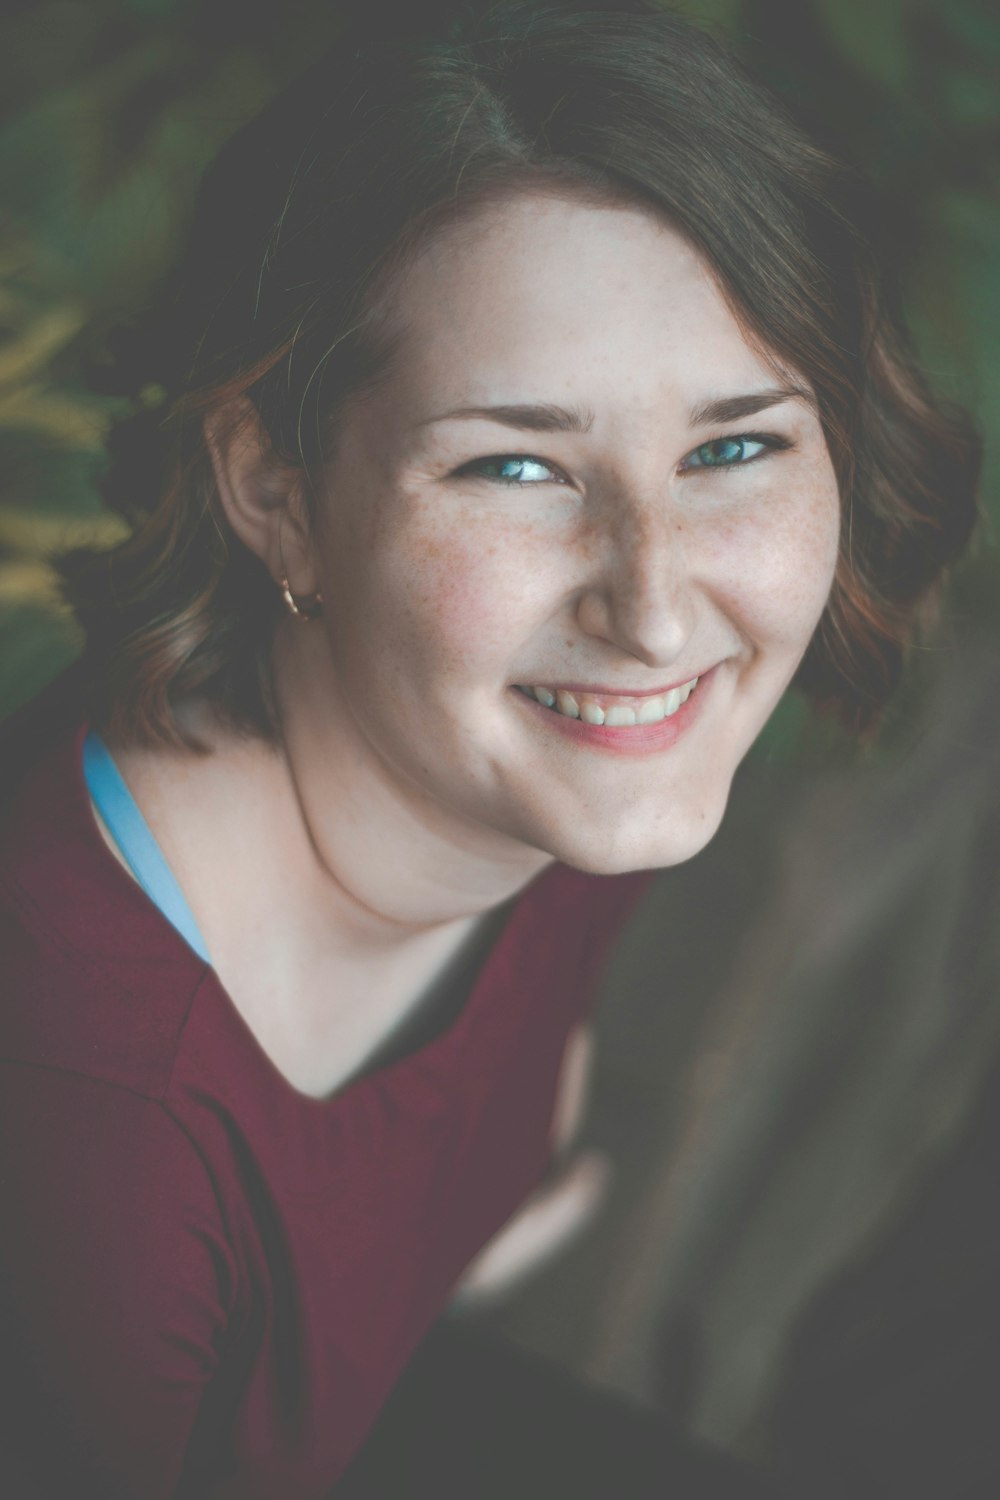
xmin=1 ymin=0 xmax=997 ymax=759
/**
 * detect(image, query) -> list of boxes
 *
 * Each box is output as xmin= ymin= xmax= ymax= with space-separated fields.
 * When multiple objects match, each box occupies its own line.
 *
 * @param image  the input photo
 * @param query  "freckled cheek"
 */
xmin=364 ymin=527 xmax=548 ymax=680
xmin=700 ymin=490 xmax=840 ymax=643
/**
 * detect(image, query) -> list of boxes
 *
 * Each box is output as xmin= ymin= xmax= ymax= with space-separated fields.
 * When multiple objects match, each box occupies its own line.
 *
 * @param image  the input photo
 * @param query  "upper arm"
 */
xmin=0 ymin=1065 xmax=238 ymax=1499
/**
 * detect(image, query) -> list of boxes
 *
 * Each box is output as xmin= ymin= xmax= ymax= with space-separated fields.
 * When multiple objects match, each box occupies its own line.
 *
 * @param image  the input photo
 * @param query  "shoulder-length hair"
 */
xmin=56 ymin=0 xmax=981 ymax=751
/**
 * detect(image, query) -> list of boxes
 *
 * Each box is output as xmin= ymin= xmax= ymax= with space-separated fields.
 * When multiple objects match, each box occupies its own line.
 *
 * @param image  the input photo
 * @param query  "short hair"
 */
xmin=56 ymin=0 xmax=981 ymax=751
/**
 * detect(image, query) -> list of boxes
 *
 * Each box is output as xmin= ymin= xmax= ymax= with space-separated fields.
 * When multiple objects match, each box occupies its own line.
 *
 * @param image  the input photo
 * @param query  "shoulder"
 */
xmin=1 ymin=664 xmax=207 ymax=1100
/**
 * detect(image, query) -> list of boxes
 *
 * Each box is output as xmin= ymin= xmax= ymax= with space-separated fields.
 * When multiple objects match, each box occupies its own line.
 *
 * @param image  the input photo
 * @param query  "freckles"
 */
xmin=397 ymin=524 xmax=531 ymax=665
xmin=794 ymin=483 xmax=842 ymax=591
xmin=707 ymin=489 xmax=839 ymax=638
xmin=776 ymin=527 xmax=841 ymax=631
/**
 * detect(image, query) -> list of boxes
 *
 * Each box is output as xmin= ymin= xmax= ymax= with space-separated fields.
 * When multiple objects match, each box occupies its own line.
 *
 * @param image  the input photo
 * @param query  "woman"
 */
xmin=0 ymin=1 xmax=979 ymax=1495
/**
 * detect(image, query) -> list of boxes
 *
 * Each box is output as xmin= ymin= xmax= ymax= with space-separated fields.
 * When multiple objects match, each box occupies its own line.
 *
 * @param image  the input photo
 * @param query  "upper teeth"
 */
xmin=520 ymin=678 xmax=699 ymax=726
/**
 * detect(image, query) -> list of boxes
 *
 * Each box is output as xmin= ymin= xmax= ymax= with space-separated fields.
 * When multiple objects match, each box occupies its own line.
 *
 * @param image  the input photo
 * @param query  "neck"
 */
xmin=264 ymin=622 xmax=554 ymax=944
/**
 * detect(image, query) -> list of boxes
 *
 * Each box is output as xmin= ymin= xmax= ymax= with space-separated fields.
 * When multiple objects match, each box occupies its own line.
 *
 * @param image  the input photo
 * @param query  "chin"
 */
xmin=541 ymin=794 xmax=731 ymax=877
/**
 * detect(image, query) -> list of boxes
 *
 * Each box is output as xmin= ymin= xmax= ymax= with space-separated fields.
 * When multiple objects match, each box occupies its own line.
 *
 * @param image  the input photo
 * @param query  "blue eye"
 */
xmin=460 ymin=455 xmax=562 ymax=486
xmin=682 ymin=432 xmax=789 ymax=470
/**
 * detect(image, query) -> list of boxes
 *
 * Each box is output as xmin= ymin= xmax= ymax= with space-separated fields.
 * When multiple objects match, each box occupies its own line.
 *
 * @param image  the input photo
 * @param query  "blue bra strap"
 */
xmin=82 ymin=730 xmax=212 ymax=964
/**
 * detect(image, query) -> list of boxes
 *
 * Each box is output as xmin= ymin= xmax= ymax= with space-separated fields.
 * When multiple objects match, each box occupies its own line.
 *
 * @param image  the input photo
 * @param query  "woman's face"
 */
xmin=302 ymin=191 xmax=841 ymax=875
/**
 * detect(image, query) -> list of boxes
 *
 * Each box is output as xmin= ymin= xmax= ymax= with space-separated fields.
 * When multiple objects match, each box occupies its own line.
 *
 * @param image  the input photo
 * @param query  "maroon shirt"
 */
xmin=0 ymin=666 xmax=654 ymax=1498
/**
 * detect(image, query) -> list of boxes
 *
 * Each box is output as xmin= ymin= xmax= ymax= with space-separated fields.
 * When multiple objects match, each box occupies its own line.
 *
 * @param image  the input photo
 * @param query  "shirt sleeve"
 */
xmin=0 ymin=1063 xmax=239 ymax=1499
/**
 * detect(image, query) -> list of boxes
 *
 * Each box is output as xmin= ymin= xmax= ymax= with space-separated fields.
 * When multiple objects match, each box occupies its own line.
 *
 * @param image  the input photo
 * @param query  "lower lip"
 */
xmin=510 ymin=666 xmax=717 ymax=758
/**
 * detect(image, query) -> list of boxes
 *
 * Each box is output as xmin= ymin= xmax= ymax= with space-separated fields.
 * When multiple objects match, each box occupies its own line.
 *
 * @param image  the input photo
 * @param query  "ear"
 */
xmin=203 ymin=396 xmax=318 ymax=595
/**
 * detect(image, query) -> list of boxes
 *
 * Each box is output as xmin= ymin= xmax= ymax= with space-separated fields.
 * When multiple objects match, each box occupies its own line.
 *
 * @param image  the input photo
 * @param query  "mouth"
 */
xmin=510 ymin=667 xmax=716 ymax=756
xmin=512 ymin=673 xmax=703 ymax=727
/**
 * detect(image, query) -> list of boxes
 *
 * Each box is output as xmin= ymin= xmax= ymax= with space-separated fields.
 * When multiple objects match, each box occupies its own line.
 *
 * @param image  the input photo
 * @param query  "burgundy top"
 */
xmin=0 ymin=665 xmax=654 ymax=1499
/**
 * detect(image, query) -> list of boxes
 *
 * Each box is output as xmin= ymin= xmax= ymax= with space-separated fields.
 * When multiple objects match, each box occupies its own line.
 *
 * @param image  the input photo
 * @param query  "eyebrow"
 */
xmin=419 ymin=384 xmax=817 ymax=434
xmin=417 ymin=401 xmax=595 ymax=433
xmin=688 ymin=384 xmax=817 ymax=426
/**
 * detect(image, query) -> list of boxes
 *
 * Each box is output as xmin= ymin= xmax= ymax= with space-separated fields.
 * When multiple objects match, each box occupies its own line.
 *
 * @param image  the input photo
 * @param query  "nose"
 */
xmin=573 ymin=496 xmax=697 ymax=667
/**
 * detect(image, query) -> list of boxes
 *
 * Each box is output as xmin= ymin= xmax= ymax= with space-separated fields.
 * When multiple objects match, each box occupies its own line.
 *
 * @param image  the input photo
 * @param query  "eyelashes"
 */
xmin=455 ymin=431 xmax=793 ymax=488
xmin=680 ymin=432 xmax=793 ymax=471
xmin=458 ymin=455 xmax=566 ymax=487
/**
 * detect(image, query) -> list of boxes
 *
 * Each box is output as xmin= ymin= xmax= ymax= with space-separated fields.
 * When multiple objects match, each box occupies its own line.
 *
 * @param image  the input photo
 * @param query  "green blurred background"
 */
xmin=0 ymin=0 xmax=997 ymax=740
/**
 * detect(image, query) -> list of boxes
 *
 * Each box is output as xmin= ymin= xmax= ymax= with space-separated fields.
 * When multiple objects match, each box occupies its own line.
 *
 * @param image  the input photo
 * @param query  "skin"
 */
xmin=99 ymin=189 xmax=841 ymax=1278
xmin=230 ymin=190 xmax=840 ymax=917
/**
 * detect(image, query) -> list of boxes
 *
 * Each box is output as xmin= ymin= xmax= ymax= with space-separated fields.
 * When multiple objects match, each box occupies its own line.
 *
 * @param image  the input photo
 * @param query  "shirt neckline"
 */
xmin=63 ymin=715 xmax=568 ymax=1108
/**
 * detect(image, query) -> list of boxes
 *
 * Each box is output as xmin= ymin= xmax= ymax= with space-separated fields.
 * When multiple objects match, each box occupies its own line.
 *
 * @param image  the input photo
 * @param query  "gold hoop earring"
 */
xmin=277 ymin=513 xmax=324 ymax=622
xmin=279 ymin=576 xmax=324 ymax=621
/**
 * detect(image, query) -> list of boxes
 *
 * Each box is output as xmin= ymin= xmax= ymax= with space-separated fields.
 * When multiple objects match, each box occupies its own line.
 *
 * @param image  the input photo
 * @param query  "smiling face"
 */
xmin=290 ymin=191 xmax=841 ymax=877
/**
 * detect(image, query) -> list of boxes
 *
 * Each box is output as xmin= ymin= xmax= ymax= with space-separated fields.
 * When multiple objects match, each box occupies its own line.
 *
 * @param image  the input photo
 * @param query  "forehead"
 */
xmin=367 ymin=191 xmax=781 ymax=417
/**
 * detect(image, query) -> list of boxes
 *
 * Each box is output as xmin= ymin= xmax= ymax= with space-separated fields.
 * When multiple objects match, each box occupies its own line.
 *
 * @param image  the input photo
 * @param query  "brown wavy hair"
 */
xmin=56 ymin=0 xmax=982 ymax=752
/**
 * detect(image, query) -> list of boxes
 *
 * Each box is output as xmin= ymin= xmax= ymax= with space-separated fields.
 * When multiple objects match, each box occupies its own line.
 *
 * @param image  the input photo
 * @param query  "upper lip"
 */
xmin=514 ymin=668 xmax=712 ymax=698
